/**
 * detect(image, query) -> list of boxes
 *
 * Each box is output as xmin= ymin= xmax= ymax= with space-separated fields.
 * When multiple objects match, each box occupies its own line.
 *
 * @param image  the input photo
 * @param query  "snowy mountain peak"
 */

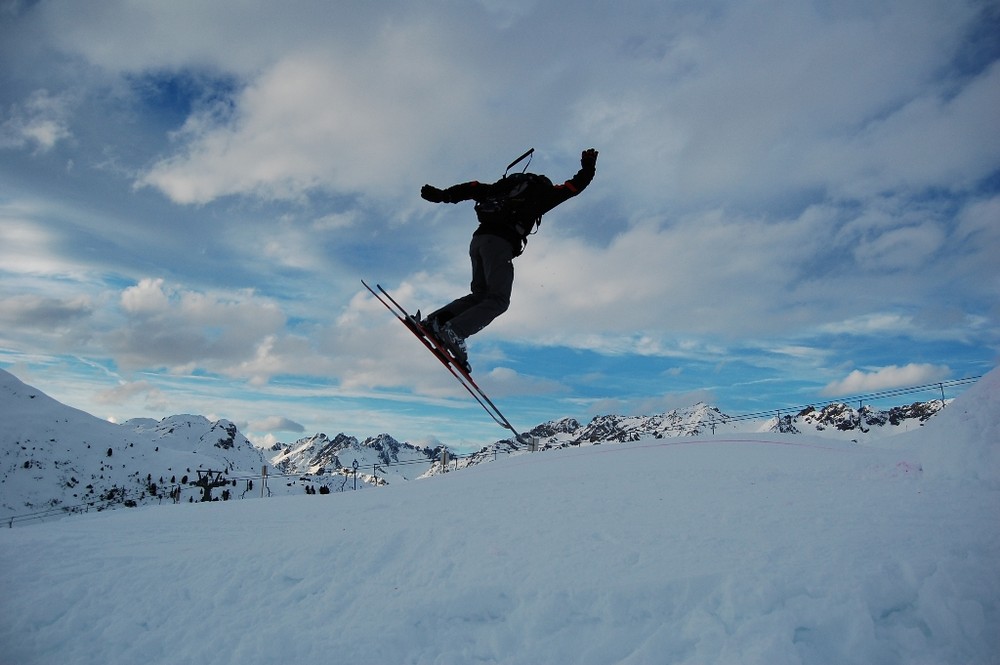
xmin=0 ymin=369 xmax=266 ymax=521
xmin=528 ymin=416 xmax=582 ymax=438
xmin=125 ymin=414 xmax=251 ymax=452
xmin=771 ymin=401 xmax=944 ymax=435
xmin=269 ymin=431 xmax=437 ymax=479
xmin=522 ymin=403 xmax=734 ymax=449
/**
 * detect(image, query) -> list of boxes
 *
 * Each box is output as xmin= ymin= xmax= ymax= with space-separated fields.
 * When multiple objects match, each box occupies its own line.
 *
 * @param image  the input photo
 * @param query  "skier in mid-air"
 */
xmin=419 ymin=148 xmax=598 ymax=371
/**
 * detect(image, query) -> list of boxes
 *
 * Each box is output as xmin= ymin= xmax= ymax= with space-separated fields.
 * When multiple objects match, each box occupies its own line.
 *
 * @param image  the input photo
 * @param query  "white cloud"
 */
xmin=311 ymin=211 xmax=358 ymax=231
xmin=821 ymin=364 xmax=952 ymax=396
xmin=248 ymin=415 xmax=305 ymax=433
xmin=0 ymin=216 xmax=79 ymax=277
xmin=479 ymin=366 xmax=565 ymax=399
xmin=95 ymin=380 xmax=169 ymax=411
xmin=0 ymin=293 xmax=93 ymax=329
xmin=817 ymin=313 xmax=915 ymax=337
xmin=120 ymin=278 xmax=172 ymax=315
xmin=851 ymin=222 xmax=947 ymax=271
xmin=137 ymin=35 xmax=486 ymax=204
xmin=109 ymin=279 xmax=289 ymax=377
xmin=950 ymin=194 xmax=1000 ymax=294
xmin=831 ymin=59 xmax=1000 ymax=197
xmin=23 ymin=0 xmax=996 ymax=216
xmin=0 ymin=89 xmax=73 ymax=152
xmin=569 ymin=0 xmax=986 ymax=210
xmin=32 ymin=0 xmax=402 ymax=76
xmin=496 ymin=210 xmax=822 ymax=341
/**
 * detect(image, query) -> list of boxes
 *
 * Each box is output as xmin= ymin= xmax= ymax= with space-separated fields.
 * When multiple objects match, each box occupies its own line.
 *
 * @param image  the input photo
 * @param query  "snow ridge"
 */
xmin=1 ymin=367 xmax=957 ymax=521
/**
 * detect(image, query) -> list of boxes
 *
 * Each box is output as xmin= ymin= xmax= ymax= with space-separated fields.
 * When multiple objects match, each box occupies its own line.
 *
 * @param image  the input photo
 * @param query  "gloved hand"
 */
xmin=421 ymin=185 xmax=445 ymax=203
xmin=581 ymin=148 xmax=598 ymax=170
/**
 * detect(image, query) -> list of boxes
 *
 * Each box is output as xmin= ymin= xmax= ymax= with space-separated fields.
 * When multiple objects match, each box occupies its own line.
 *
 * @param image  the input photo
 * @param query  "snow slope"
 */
xmin=0 ymin=369 xmax=997 ymax=664
xmin=0 ymin=369 xmax=269 ymax=519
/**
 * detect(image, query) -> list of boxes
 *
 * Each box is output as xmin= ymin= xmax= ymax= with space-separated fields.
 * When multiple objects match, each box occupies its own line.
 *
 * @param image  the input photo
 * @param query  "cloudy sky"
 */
xmin=1 ymin=0 xmax=998 ymax=450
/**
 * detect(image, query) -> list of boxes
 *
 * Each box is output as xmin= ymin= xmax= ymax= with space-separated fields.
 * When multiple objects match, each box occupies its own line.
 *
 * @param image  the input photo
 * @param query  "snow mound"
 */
xmin=2 ymin=429 xmax=998 ymax=664
xmin=907 ymin=366 xmax=1000 ymax=483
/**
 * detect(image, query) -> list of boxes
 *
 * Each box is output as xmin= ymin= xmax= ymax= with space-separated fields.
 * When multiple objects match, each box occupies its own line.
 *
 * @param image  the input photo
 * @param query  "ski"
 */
xmin=362 ymin=280 xmax=528 ymax=445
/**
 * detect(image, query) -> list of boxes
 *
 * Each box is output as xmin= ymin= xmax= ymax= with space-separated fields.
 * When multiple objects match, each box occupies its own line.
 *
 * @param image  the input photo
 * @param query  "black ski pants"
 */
xmin=429 ymin=234 xmax=514 ymax=339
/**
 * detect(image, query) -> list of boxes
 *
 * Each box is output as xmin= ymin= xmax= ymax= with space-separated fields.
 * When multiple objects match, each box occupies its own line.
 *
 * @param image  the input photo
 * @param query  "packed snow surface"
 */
xmin=2 ymin=369 xmax=998 ymax=664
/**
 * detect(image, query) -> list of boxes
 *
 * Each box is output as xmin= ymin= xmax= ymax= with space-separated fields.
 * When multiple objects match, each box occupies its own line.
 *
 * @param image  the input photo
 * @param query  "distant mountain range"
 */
xmin=774 ymin=400 xmax=943 ymax=433
xmin=0 ymin=368 xmax=944 ymax=524
xmin=268 ymin=432 xmax=440 ymax=489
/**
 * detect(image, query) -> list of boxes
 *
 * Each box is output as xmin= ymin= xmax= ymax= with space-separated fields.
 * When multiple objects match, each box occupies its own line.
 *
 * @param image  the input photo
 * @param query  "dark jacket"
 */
xmin=435 ymin=162 xmax=596 ymax=255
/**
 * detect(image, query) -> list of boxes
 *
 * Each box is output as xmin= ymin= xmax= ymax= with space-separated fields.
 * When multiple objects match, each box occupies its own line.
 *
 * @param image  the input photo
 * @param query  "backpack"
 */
xmin=474 ymin=171 xmax=553 ymax=246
